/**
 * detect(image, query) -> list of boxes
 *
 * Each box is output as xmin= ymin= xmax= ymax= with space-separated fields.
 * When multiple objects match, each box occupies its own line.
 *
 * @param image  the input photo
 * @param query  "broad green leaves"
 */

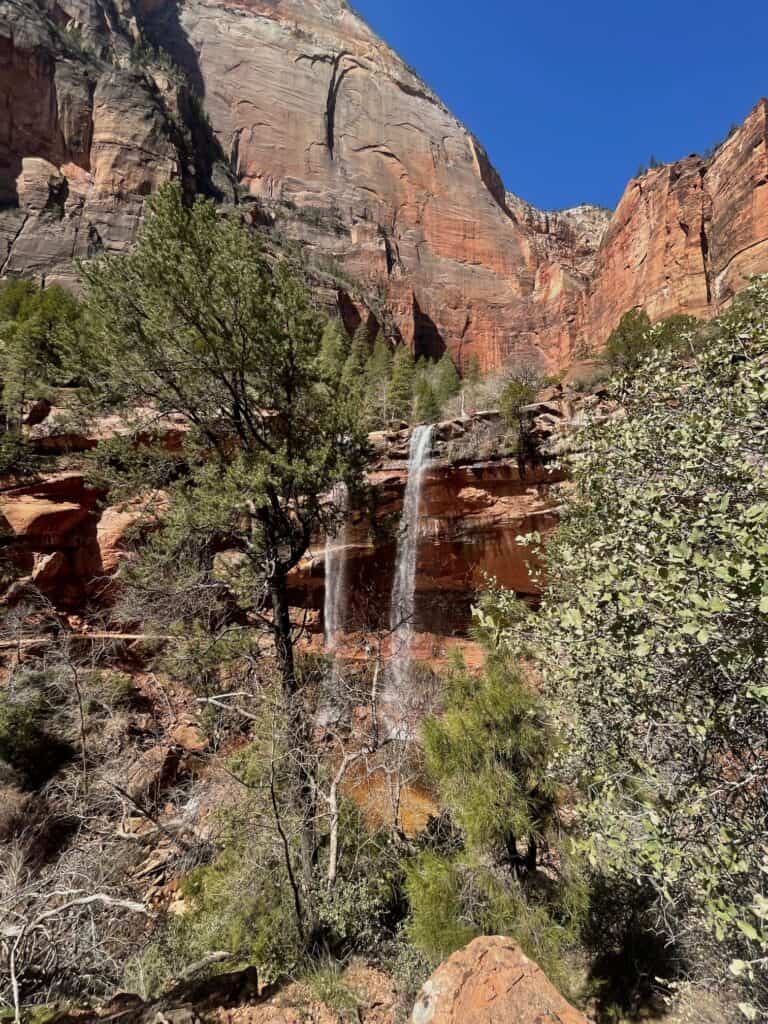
xmin=487 ymin=276 xmax=768 ymax=1012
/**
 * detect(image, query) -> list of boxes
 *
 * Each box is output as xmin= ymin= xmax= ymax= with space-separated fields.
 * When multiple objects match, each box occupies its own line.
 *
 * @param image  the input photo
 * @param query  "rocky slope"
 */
xmin=2 ymin=0 xmax=767 ymax=370
xmin=0 ymin=0 xmax=195 ymax=281
xmin=411 ymin=937 xmax=589 ymax=1024
xmin=0 ymin=409 xmax=569 ymax=636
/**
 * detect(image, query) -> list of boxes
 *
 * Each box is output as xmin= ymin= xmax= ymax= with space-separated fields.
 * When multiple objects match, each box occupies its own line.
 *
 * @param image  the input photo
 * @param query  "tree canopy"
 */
xmin=480 ymin=276 xmax=768 ymax=1016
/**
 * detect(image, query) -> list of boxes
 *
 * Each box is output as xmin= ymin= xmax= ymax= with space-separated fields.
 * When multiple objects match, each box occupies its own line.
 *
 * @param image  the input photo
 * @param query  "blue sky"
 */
xmin=352 ymin=0 xmax=768 ymax=211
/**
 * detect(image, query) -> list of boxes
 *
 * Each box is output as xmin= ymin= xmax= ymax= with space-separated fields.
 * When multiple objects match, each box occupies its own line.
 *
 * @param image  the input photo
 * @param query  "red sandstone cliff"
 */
xmin=584 ymin=100 xmax=768 ymax=352
xmin=1 ymin=0 xmax=767 ymax=369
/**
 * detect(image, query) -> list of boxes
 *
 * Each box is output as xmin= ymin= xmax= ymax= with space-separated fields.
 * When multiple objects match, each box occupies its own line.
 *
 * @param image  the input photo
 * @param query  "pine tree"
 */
xmin=389 ymin=344 xmax=416 ymax=423
xmin=414 ymin=376 xmax=440 ymax=423
xmin=432 ymin=352 xmax=460 ymax=410
xmin=76 ymin=183 xmax=368 ymax=941
xmin=0 ymin=281 xmax=82 ymax=429
xmin=316 ymin=318 xmax=348 ymax=384
xmin=340 ymin=323 xmax=370 ymax=422
xmin=364 ymin=333 xmax=393 ymax=428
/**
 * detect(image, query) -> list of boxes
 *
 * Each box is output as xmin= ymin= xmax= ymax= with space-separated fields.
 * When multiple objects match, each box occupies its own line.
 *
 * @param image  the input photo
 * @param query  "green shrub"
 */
xmin=499 ymin=378 xmax=536 ymax=428
xmin=0 ymin=679 xmax=74 ymax=787
xmin=128 ymin=764 xmax=408 ymax=992
xmin=405 ymin=852 xmax=581 ymax=994
xmin=0 ymin=685 xmax=47 ymax=771
xmin=605 ymin=309 xmax=700 ymax=372
xmin=0 ymin=431 xmax=35 ymax=476
xmin=487 ymin=274 xmax=768 ymax=1016
xmin=605 ymin=308 xmax=652 ymax=370
xmin=404 ymin=852 xmax=478 ymax=962
xmin=302 ymin=959 xmax=361 ymax=1015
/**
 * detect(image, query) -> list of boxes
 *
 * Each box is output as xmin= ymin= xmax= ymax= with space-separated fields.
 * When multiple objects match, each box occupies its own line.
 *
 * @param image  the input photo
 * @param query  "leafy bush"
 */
xmin=129 ymin=754 xmax=407 ymax=993
xmin=499 ymin=378 xmax=536 ymax=428
xmin=605 ymin=308 xmax=701 ymax=371
xmin=484 ymin=275 xmax=768 ymax=1016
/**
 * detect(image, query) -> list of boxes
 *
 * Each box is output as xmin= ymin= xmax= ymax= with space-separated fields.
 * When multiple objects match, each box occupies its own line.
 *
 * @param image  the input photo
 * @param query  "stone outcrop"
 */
xmin=0 ymin=0 xmax=227 ymax=287
xmin=411 ymin=936 xmax=590 ymax=1024
xmin=583 ymin=100 xmax=768 ymax=352
xmin=288 ymin=412 xmax=566 ymax=646
xmin=1 ymin=409 xmax=568 ymax=646
xmin=2 ymin=1 xmax=767 ymax=369
xmin=0 ymin=471 xmax=163 ymax=607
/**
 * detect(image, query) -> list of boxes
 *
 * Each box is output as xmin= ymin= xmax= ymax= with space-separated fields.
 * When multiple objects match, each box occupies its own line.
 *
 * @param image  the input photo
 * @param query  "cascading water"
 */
xmin=388 ymin=424 xmax=434 ymax=700
xmin=318 ymin=482 xmax=351 ymax=726
xmin=324 ymin=482 xmax=350 ymax=656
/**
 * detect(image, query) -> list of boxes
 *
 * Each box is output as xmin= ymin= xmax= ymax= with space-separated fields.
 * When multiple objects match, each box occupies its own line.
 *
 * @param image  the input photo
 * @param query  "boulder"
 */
xmin=411 ymin=936 xmax=590 ymax=1024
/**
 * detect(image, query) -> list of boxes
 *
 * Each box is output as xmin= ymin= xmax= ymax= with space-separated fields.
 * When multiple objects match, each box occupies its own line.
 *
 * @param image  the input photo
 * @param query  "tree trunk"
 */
xmin=269 ymin=573 xmax=319 ymax=922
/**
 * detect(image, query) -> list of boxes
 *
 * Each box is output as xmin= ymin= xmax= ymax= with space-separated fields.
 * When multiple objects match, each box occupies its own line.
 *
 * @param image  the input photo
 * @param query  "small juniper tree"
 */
xmin=76 ymin=184 xmax=368 ymax=940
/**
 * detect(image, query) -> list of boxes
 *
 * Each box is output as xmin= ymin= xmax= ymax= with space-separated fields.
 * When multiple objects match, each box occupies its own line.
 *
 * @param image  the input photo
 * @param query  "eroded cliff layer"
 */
xmin=1 ymin=0 xmax=768 ymax=369
xmin=585 ymin=99 xmax=768 ymax=350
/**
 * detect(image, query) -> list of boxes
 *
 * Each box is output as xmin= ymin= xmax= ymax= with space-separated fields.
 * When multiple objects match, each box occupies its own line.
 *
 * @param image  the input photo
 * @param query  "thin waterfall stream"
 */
xmin=323 ymin=481 xmax=350 ymax=658
xmin=387 ymin=424 xmax=434 ymax=702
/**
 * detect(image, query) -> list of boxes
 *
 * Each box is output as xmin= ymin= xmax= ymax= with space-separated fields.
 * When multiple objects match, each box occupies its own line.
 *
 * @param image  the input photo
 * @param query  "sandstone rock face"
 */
xmin=150 ymin=0 xmax=601 ymax=372
xmin=411 ymin=936 xmax=589 ymax=1024
xmin=2 ymin=0 xmax=767 ymax=369
xmin=289 ymin=437 xmax=564 ymax=641
xmin=0 ymin=472 xmax=162 ymax=606
xmin=0 ymin=0 xmax=217 ymax=287
xmin=584 ymin=100 xmax=768 ymax=350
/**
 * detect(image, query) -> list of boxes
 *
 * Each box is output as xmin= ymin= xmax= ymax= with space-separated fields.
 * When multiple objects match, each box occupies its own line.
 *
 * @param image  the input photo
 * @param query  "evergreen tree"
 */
xmin=406 ymin=646 xmax=584 ymax=982
xmin=389 ymin=344 xmax=415 ymax=423
xmin=423 ymin=648 xmax=559 ymax=870
xmin=340 ymin=323 xmax=370 ymax=422
xmin=364 ymin=333 xmax=393 ymax=428
xmin=414 ymin=376 xmax=440 ymax=423
xmin=0 ymin=281 xmax=82 ymax=428
xmin=499 ymin=378 xmax=536 ymax=428
xmin=316 ymin=318 xmax=348 ymax=385
xmin=432 ymin=352 xmax=461 ymax=409
xmin=605 ymin=308 xmax=652 ymax=370
xmin=76 ymin=184 xmax=368 ymax=941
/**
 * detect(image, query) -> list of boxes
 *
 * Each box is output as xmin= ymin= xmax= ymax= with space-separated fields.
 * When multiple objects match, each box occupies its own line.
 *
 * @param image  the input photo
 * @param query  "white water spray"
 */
xmin=388 ymin=424 xmax=434 ymax=697
xmin=324 ymin=482 xmax=350 ymax=656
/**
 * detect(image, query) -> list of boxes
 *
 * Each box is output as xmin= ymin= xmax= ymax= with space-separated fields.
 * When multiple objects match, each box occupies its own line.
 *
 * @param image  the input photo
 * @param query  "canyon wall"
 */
xmin=1 ymin=0 xmax=768 ymax=369
xmin=0 ymin=410 xmax=570 ymax=661
xmin=584 ymin=100 xmax=768 ymax=352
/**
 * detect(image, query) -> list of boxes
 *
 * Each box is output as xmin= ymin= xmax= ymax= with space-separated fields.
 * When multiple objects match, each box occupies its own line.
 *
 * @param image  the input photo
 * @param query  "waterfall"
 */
xmin=388 ymin=424 xmax=434 ymax=698
xmin=324 ymin=482 xmax=350 ymax=656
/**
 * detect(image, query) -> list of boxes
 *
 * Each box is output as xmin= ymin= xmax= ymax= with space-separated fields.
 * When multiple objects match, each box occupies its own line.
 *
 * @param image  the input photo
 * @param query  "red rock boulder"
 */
xmin=411 ymin=936 xmax=590 ymax=1024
